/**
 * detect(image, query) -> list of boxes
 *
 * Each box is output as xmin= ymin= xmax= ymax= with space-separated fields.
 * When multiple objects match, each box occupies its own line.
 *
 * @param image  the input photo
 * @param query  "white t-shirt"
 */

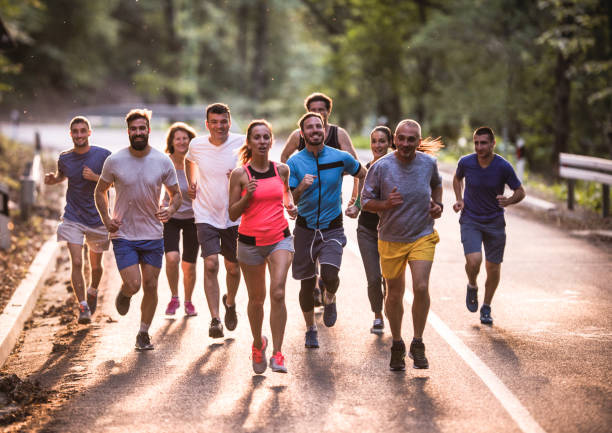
xmin=186 ymin=132 xmax=245 ymax=228
xmin=100 ymin=147 xmax=178 ymax=240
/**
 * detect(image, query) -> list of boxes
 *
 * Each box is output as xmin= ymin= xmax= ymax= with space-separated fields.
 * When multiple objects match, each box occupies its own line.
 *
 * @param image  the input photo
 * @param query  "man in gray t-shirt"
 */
xmin=95 ymin=109 xmax=181 ymax=351
xmin=362 ymin=119 xmax=443 ymax=371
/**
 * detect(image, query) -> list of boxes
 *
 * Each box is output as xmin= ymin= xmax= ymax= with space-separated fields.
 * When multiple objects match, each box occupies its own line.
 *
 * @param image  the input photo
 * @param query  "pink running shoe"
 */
xmin=270 ymin=351 xmax=287 ymax=373
xmin=165 ymin=297 xmax=180 ymax=315
xmin=251 ymin=336 xmax=268 ymax=374
xmin=184 ymin=301 xmax=197 ymax=316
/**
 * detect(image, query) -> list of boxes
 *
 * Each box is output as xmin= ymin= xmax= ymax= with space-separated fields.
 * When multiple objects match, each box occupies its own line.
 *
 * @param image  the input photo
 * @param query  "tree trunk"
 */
xmin=236 ymin=2 xmax=249 ymax=92
xmin=553 ymin=51 xmax=571 ymax=167
xmin=250 ymin=0 xmax=269 ymax=101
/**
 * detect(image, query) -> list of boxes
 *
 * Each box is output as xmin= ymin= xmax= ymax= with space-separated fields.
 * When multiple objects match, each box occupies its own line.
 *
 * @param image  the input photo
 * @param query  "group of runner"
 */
xmin=45 ymin=92 xmax=525 ymax=373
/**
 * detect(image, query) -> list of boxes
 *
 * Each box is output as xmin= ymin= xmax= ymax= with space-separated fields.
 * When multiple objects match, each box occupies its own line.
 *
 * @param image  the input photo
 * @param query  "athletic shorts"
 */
xmin=111 ymin=238 xmax=164 ymax=271
xmin=237 ymin=236 xmax=294 ymax=266
xmin=196 ymin=223 xmax=238 ymax=263
xmin=460 ymin=215 xmax=506 ymax=264
xmin=57 ymin=218 xmax=110 ymax=253
xmin=163 ymin=218 xmax=199 ymax=263
xmin=378 ymin=230 xmax=439 ymax=280
xmin=292 ymin=225 xmax=346 ymax=280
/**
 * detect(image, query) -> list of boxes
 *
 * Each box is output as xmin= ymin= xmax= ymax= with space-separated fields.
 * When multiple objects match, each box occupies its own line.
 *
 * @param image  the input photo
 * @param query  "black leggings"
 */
xmin=299 ymin=264 xmax=340 ymax=312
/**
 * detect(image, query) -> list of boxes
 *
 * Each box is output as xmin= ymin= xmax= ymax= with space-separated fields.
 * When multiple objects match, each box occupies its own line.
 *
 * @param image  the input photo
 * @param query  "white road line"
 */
xmin=345 ymin=239 xmax=546 ymax=433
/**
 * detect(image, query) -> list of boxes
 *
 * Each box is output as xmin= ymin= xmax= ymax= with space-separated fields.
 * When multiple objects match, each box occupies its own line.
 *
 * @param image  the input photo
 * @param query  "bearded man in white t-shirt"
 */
xmin=185 ymin=103 xmax=245 ymax=339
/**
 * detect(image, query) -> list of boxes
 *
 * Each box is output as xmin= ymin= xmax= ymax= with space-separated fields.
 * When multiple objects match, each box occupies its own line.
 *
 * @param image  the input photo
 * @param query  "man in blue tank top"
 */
xmin=288 ymin=112 xmax=366 ymax=349
xmin=452 ymin=127 xmax=525 ymax=325
xmin=44 ymin=116 xmax=111 ymax=325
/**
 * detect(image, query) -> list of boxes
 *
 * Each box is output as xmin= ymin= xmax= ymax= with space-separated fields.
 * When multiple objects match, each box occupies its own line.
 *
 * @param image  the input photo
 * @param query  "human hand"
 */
xmin=385 ymin=187 xmax=403 ymax=209
xmin=285 ymin=203 xmax=298 ymax=219
xmin=298 ymin=174 xmax=317 ymax=190
xmin=44 ymin=173 xmax=56 ymax=185
xmin=496 ymin=195 xmax=511 ymax=207
xmin=187 ymin=183 xmax=197 ymax=199
xmin=106 ymin=218 xmax=122 ymax=233
xmin=155 ymin=206 xmax=172 ymax=223
xmin=82 ymin=166 xmax=98 ymax=181
xmin=453 ymin=199 xmax=464 ymax=213
xmin=345 ymin=205 xmax=359 ymax=218
xmin=245 ymin=179 xmax=258 ymax=197
xmin=429 ymin=201 xmax=442 ymax=219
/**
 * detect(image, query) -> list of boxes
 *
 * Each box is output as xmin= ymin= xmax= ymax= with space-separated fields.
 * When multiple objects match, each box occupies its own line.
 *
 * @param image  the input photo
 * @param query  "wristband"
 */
xmin=354 ymin=196 xmax=361 ymax=210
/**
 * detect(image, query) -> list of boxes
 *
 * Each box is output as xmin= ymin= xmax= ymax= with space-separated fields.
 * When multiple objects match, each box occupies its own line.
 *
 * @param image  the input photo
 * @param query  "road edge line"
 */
xmin=345 ymin=239 xmax=546 ymax=433
xmin=0 ymin=237 xmax=60 ymax=367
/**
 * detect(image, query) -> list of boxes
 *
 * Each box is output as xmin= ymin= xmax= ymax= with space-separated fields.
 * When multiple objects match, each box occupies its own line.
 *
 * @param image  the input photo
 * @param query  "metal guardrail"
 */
xmin=19 ymin=132 xmax=44 ymax=220
xmin=559 ymin=152 xmax=612 ymax=217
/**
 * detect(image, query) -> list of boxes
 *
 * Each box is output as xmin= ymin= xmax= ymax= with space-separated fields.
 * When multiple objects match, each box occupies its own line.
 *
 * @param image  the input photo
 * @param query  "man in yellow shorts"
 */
xmin=362 ymin=119 xmax=443 ymax=370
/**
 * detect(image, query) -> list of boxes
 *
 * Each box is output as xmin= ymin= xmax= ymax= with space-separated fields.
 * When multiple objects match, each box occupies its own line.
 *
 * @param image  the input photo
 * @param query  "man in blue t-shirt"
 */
xmin=288 ymin=112 xmax=366 ymax=349
xmin=452 ymin=126 xmax=525 ymax=325
xmin=44 ymin=116 xmax=111 ymax=325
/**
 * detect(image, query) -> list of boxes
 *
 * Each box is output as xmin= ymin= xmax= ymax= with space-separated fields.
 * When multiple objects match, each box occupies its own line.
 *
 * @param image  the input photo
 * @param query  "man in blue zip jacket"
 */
xmin=287 ymin=112 xmax=366 ymax=349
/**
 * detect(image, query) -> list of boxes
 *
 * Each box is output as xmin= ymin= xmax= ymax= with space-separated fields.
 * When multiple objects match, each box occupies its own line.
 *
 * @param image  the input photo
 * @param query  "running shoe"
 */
xmin=270 ymin=351 xmax=288 ymax=373
xmin=466 ymin=285 xmax=478 ymax=313
xmin=370 ymin=318 xmax=384 ymax=335
xmin=86 ymin=289 xmax=97 ymax=315
xmin=323 ymin=300 xmax=337 ymax=327
xmin=304 ymin=329 xmax=319 ymax=348
xmin=209 ymin=317 xmax=224 ymax=338
xmin=222 ymin=294 xmax=238 ymax=331
xmin=115 ymin=291 xmax=131 ymax=316
xmin=78 ymin=304 xmax=91 ymax=324
xmin=480 ymin=305 xmax=493 ymax=325
xmin=184 ymin=301 xmax=197 ymax=317
xmin=251 ymin=336 xmax=268 ymax=374
xmin=390 ymin=340 xmax=406 ymax=371
xmin=409 ymin=340 xmax=429 ymax=369
xmin=135 ymin=332 xmax=154 ymax=351
xmin=165 ymin=297 xmax=180 ymax=315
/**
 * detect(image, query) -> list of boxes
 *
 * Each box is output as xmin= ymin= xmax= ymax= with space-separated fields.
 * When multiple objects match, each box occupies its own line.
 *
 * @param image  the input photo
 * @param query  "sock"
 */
xmin=308 ymin=325 xmax=317 ymax=332
xmin=172 ymin=296 xmax=179 ymax=300
xmin=468 ymin=283 xmax=477 ymax=289
xmin=80 ymin=300 xmax=88 ymax=308
xmin=87 ymin=287 xmax=98 ymax=296
xmin=139 ymin=322 xmax=150 ymax=334
xmin=412 ymin=337 xmax=423 ymax=344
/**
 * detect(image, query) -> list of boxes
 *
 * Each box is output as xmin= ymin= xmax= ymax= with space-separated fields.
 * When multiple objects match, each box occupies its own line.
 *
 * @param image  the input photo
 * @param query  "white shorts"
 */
xmin=57 ymin=218 xmax=110 ymax=253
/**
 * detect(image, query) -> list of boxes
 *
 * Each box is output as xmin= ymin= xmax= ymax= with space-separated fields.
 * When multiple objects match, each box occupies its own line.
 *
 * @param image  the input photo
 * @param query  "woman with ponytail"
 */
xmin=228 ymin=120 xmax=297 ymax=374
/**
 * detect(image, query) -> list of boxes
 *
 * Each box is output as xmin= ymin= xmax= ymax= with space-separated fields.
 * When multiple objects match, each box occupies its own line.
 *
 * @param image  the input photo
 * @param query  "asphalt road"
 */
xmin=2 ymin=125 xmax=611 ymax=432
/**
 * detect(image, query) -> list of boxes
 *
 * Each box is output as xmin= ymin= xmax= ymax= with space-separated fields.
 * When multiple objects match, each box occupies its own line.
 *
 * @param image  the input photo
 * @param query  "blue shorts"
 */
xmin=459 ymin=215 xmax=506 ymax=264
xmin=111 ymin=238 xmax=164 ymax=270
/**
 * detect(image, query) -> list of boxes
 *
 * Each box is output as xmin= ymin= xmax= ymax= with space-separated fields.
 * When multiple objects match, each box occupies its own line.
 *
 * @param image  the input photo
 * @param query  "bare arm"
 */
xmin=278 ymin=164 xmax=297 ymax=219
xmin=361 ymin=186 xmax=403 ymax=212
xmin=291 ymin=174 xmax=316 ymax=205
xmin=452 ymin=174 xmax=464 ymax=213
xmin=156 ymin=183 xmax=182 ymax=223
xmin=185 ymin=159 xmax=198 ymax=199
xmin=429 ymin=185 xmax=443 ymax=219
xmin=82 ymin=166 xmax=100 ymax=182
xmin=338 ymin=127 xmax=362 ymax=204
xmin=44 ymin=162 xmax=66 ymax=185
xmin=94 ymin=178 xmax=121 ymax=232
xmin=280 ymin=130 xmax=300 ymax=163
xmin=228 ymin=168 xmax=256 ymax=221
xmin=497 ymin=185 xmax=526 ymax=207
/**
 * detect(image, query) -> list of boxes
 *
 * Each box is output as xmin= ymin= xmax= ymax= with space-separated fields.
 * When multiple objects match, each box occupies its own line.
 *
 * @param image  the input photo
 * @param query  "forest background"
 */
xmin=0 ymin=0 xmax=610 ymax=178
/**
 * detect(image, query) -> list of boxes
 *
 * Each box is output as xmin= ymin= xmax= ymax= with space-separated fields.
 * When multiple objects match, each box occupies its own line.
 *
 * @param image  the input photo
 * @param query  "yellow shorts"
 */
xmin=378 ymin=230 xmax=440 ymax=280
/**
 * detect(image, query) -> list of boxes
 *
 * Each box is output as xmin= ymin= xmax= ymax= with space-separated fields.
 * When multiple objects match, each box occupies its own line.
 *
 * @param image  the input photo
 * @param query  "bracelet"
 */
xmin=354 ymin=196 xmax=361 ymax=210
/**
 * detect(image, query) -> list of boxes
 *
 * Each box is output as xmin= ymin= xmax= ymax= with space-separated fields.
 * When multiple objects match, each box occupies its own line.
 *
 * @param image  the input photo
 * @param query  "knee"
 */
xmin=226 ymin=262 xmax=240 ymax=278
xmin=466 ymin=256 xmax=482 ymax=269
xmin=142 ymin=277 xmax=158 ymax=293
xmin=204 ymin=257 xmax=219 ymax=275
xmin=413 ymin=283 xmax=429 ymax=296
xmin=71 ymin=256 xmax=83 ymax=271
xmin=166 ymin=253 xmax=180 ymax=267
xmin=122 ymin=280 xmax=140 ymax=296
xmin=270 ymin=286 xmax=285 ymax=304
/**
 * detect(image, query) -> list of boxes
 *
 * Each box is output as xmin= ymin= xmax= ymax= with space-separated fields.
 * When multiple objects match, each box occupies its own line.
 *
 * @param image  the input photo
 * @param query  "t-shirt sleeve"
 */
xmin=504 ymin=161 xmax=522 ymax=190
xmin=162 ymin=157 xmax=178 ymax=187
xmin=99 ymin=156 xmax=114 ymax=183
xmin=430 ymin=160 xmax=442 ymax=190
xmin=455 ymin=157 xmax=466 ymax=180
xmin=342 ymin=152 xmax=361 ymax=176
xmin=288 ymin=158 xmax=299 ymax=189
xmin=57 ymin=156 xmax=65 ymax=176
xmin=361 ymin=163 xmax=380 ymax=206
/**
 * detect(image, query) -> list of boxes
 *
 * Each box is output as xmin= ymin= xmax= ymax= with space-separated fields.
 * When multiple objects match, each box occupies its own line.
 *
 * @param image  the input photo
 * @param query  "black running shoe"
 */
xmin=115 ymin=291 xmax=131 ymax=316
xmin=135 ymin=332 xmax=154 ymax=351
xmin=222 ymin=294 xmax=237 ymax=331
xmin=480 ymin=305 xmax=493 ymax=325
xmin=466 ymin=285 xmax=478 ymax=313
xmin=209 ymin=317 xmax=224 ymax=338
xmin=390 ymin=340 xmax=406 ymax=371
xmin=409 ymin=340 xmax=429 ymax=369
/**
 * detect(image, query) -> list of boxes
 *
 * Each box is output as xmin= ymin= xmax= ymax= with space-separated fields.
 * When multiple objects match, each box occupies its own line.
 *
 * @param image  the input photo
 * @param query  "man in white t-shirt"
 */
xmin=95 ymin=109 xmax=181 ymax=351
xmin=185 ymin=103 xmax=245 ymax=338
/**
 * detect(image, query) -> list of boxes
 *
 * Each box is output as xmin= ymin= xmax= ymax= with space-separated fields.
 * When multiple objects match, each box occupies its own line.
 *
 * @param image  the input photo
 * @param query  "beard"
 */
xmin=304 ymin=132 xmax=324 ymax=147
xmin=72 ymin=138 xmax=88 ymax=148
xmin=129 ymin=134 xmax=149 ymax=151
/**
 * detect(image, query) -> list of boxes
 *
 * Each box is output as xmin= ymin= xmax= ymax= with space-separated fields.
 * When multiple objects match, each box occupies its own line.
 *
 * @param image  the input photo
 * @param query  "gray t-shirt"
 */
xmin=361 ymin=151 xmax=442 ymax=243
xmin=162 ymin=168 xmax=193 ymax=220
xmin=100 ymin=147 xmax=178 ymax=240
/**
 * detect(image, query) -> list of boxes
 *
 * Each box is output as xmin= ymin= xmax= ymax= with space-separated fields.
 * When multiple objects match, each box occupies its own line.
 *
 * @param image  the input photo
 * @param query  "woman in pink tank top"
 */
xmin=228 ymin=120 xmax=297 ymax=374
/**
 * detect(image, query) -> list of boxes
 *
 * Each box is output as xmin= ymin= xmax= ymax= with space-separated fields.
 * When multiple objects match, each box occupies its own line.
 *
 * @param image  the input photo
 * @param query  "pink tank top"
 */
xmin=238 ymin=162 xmax=289 ymax=246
